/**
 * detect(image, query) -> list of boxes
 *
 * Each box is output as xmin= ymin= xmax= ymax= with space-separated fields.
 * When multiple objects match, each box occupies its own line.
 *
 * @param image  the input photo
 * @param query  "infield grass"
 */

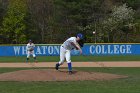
xmin=0 ymin=55 xmax=140 ymax=62
xmin=0 ymin=67 xmax=140 ymax=93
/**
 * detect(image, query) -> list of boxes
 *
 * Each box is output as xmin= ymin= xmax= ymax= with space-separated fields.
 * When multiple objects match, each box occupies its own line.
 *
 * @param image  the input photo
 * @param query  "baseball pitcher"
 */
xmin=55 ymin=33 xmax=84 ymax=74
xmin=26 ymin=40 xmax=37 ymax=62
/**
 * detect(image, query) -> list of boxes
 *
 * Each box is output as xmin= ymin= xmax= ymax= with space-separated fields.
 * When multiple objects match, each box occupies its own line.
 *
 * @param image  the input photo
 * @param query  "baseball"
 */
xmin=93 ymin=31 xmax=96 ymax=34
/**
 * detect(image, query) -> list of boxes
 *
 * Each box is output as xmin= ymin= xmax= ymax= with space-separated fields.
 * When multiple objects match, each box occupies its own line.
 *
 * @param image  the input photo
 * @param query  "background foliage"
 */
xmin=0 ymin=0 xmax=139 ymax=44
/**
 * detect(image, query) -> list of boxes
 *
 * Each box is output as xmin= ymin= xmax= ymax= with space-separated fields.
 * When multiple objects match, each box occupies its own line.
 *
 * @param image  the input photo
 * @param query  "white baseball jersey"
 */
xmin=26 ymin=43 xmax=36 ymax=58
xmin=62 ymin=37 xmax=78 ymax=50
xmin=26 ymin=43 xmax=35 ymax=51
xmin=58 ymin=37 xmax=78 ymax=64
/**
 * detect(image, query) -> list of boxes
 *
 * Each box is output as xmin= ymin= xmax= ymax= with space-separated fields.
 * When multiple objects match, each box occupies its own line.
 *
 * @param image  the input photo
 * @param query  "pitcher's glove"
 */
xmin=29 ymin=48 xmax=34 ymax=51
xmin=78 ymin=39 xmax=84 ymax=48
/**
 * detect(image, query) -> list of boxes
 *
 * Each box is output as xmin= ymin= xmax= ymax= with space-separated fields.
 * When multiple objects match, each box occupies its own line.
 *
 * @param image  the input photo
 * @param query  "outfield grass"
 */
xmin=0 ymin=67 xmax=140 ymax=93
xmin=0 ymin=55 xmax=140 ymax=62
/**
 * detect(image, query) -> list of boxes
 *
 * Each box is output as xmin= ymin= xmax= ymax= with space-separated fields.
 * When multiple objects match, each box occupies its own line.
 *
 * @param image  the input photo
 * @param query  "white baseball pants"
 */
xmin=27 ymin=50 xmax=36 ymax=58
xmin=59 ymin=45 xmax=71 ymax=65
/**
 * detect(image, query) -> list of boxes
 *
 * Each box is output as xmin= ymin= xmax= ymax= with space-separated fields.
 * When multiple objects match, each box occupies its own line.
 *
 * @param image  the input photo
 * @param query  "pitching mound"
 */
xmin=0 ymin=69 xmax=128 ymax=81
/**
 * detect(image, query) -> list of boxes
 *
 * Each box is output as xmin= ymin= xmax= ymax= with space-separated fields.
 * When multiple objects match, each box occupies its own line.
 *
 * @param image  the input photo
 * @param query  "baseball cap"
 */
xmin=29 ymin=39 xmax=32 ymax=42
xmin=77 ymin=33 xmax=83 ymax=39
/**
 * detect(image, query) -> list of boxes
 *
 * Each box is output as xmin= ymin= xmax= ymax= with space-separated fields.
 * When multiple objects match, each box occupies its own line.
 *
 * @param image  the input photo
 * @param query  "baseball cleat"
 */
xmin=68 ymin=71 xmax=73 ymax=75
xmin=34 ymin=60 xmax=38 ymax=63
xmin=55 ymin=63 xmax=60 ymax=70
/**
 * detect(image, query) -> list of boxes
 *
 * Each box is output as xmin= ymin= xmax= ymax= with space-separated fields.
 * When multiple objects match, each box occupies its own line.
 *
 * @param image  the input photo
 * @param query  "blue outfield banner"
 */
xmin=0 ymin=44 xmax=140 ymax=56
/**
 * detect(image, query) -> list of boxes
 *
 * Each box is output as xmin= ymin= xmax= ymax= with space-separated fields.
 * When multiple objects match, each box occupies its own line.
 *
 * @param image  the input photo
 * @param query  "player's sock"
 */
xmin=34 ymin=57 xmax=36 ymax=60
xmin=68 ymin=63 xmax=72 ymax=71
xmin=34 ymin=57 xmax=37 ymax=62
xmin=26 ymin=58 xmax=29 ymax=62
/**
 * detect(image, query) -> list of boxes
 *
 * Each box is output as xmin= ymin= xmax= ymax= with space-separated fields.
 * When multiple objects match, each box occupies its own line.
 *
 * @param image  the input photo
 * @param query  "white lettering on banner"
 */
xmin=102 ymin=45 xmax=107 ymax=54
xmin=120 ymin=45 xmax=125 ymax=54
xmin=36 ymin=46 xmax=42 ymax=54
xmin=54 ymin=46 xmax=60 ymax=54
xmin=12 ymin=45 xmax=132 ymax=56
xmin=25 ymin=46 xmax=60 ymax=55
xmin=41 ymin=46 xmax=46 ymax=54
xmin=126 ymin=45 xmax=132 ymax=53
xmin=46 ymin=46 xmax=60 ymax=55
xmin=96 ymin=45 xmax=102 ymax=54
xmin=90 ymin=45 xmax=132 ymax=54
xmin=48 ymin=46 xmax=54 ymax=54
xmin=90 ymin=45 xmax=95 ymax=54
xmin=108 ymin=45 xmax=113 ymax=54
xmin=114 ymin=45 xmax=119 ymax=54
xmin=22 ymin=46 xmax=27 ymax=55
xmin=13 ymin=46 xmax=20 ymax=55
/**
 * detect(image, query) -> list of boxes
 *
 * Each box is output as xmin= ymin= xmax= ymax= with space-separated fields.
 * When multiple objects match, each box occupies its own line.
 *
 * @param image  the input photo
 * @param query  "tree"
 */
xmin=53 ymin=0 xmax=105 ymax=43
xmin=0 ymin=0 xmax=139 ymax=44
xmin=102 ymin=4 xmax=135 ymax=43
xmin=1 ymin=0 xmax=27 ymax=44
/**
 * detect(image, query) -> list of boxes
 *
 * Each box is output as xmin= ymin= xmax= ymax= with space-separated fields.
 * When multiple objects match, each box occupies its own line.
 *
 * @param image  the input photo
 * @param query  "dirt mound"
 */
xmin=0 ymin=69 xmax=128 ymax=81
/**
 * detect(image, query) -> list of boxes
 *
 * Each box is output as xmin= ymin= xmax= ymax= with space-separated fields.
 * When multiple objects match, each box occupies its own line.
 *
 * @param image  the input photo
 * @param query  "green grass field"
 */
xmin=0 ymin=56 xmax=140 ymax=93
xmin=0 ymin=67 xmax=140 ymax=93
xmin=0 ymin=55 xmax=140 ymax=62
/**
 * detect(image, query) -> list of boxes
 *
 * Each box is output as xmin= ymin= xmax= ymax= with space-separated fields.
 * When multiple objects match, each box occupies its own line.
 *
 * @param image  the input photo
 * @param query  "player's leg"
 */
xmin=55 ymin=46 xmax=65 ymax=70
xmin=65 ymin=50 xmax=72 ymax=74
xmin=32 ymin=51 xmax=37 ymax=62
xmin=26 ymin=51 xmax=30 ymax=62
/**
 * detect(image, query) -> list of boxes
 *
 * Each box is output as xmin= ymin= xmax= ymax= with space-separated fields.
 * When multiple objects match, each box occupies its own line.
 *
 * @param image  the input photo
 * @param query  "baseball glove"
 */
xmin=29 ymin=48 xmax=34 ymax=51
xmin=78 ymin=39 xmax=84 ymax=47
